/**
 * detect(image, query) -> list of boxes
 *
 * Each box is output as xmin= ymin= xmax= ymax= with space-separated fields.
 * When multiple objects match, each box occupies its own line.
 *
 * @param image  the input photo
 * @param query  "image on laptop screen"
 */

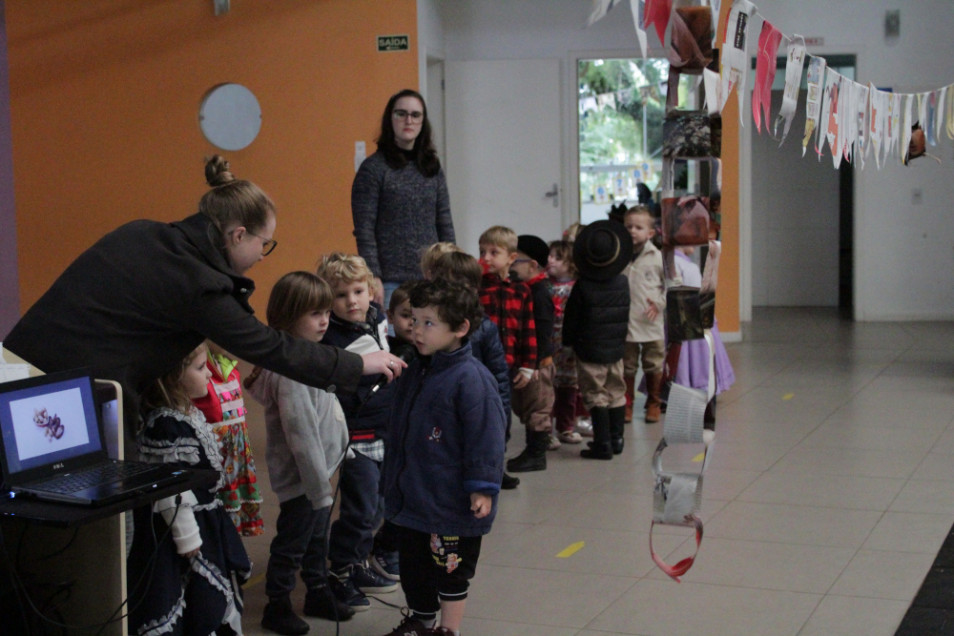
xmin=0 ymin=372 xmax=104 ymax=477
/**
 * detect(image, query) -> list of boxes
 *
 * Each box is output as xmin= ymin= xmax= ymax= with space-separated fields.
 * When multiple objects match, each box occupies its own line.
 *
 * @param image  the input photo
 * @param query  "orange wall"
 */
xmin=715 ymin=1 xmax=739 ymax=334
xmin=8 ymin=0 xmax=418 ymax=316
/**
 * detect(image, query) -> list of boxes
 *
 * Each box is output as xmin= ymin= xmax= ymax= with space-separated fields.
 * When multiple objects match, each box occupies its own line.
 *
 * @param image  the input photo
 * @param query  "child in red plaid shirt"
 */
xmin=478 ymin=226 xmax=537 ymax=489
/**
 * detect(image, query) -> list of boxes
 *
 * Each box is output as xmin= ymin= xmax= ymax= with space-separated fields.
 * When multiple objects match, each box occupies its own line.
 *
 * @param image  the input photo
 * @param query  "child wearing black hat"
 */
xmin=562 ymin=220 xmax=633 ymax=460
xmin=505 ymin=235 xmax=556 ymax=473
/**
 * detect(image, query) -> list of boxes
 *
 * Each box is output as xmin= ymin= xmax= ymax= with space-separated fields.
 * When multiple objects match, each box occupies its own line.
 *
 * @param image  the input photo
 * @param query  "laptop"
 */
xmin=0 ymin=369 xmax=191 ymax=506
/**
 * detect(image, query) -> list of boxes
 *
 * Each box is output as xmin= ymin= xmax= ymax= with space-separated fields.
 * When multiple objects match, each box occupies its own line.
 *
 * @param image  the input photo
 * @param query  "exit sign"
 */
xmin=377 ymin=35 xmax=409 ymax=52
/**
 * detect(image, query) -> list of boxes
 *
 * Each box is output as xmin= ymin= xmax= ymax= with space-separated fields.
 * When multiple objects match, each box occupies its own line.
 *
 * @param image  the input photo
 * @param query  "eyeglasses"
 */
xmin=241 ymin=230 xmax=278 ymax=256
xmin=392 ymin=109 xmax=424 ymax=122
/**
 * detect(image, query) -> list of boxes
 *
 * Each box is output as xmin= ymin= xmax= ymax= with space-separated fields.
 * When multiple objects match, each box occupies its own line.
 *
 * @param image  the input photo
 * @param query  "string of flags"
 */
xmin=587 ymin=0 xmax=947 ymax=168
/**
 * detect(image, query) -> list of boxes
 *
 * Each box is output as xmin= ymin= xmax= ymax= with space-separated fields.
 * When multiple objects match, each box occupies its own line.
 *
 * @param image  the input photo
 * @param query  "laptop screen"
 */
xmin=0 ymin=370 xmax=105 ymax=480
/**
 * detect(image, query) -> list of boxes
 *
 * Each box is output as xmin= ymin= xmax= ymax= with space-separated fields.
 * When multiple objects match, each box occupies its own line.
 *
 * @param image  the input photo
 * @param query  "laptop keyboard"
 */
xmin=32 ymin=461 xmax=156 ymax=495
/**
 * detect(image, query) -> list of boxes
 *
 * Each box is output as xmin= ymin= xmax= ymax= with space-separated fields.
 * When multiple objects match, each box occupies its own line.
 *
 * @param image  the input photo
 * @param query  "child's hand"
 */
xmin=470 ymin=493 xmax=493 ymax=518
xmin=644 ymin=300 xmax=659 ymax=322
xmin=512 ymin=367 xmax=533 ymax=390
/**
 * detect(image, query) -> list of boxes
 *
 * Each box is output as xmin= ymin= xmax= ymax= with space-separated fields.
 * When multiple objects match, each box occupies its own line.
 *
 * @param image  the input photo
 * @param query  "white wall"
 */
xmin=432 ymin=0 xmax=954 ymax=321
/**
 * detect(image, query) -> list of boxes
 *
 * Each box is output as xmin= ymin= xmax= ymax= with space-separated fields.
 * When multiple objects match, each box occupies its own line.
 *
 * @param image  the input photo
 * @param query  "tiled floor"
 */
xmin=238 ymin=307 xmax=954 ymax=636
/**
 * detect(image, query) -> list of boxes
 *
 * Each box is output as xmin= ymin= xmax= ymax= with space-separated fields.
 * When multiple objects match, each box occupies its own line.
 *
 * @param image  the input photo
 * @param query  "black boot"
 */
xmin=580 ymin=407 xmax=612 ymax=460
xmin=304 ymin=581 xmax=355 ymax=622
xmin=609 ymin=406 xmax=626 ymax=455
xmin=501 ymin=472 xmax=520 ymax=489
xmin=507 ymin=430 xmax=549 ymax=472
xmin=262 ymin=595 xmax=310 ymax=635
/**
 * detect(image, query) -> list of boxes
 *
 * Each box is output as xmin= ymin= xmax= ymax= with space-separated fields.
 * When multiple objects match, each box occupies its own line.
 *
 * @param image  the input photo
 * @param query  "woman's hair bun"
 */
xmin=205 ymin=154 xmax=235 ymax=187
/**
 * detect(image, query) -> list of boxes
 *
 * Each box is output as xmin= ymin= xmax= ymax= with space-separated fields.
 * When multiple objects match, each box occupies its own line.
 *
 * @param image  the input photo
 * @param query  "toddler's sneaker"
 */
xmin=352 ymin=561 xmax=399 ymax=594
xmin=304 ymin=582 xmax=355 ymax=621
xmin=370 ymin=549 xmax=401 ymax=581
xmin=558 ymin=430 xmax=583 ymax=444
xmin=330 ymin=567 xmax=371 ymax=612
xmin=382 ymin=610 xmax=433 ymax=636
xmin=547 ymin=434 xmax=561 ymax=450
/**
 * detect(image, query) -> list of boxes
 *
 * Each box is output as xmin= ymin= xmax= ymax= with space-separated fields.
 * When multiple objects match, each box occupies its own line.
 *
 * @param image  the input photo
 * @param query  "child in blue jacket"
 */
xmin=381 ymin=279 xmax=506 ymax=636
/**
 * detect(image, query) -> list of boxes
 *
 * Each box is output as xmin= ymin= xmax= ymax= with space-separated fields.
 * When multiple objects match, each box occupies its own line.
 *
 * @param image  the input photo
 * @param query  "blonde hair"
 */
xmin=316 ymin=252 xmax=376 ymax=289
xmin=142 ymin=342 xmax=208 ymax=414
xmin=478 ymin=225 xmax=518 ymax=252
xmin=623 ymin=204 xmax=653 ymax=222
xmin=562 ymin=222 xmax=584 ymax=243
xmin=420 ymin=241 xmax=462 ymax=278
xmin=199 ymin=155 xmax=275 ymax=240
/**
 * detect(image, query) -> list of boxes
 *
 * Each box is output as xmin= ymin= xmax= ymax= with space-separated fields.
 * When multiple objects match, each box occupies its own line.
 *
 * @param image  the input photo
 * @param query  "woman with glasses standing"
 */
xmin=352 ymin=89 xmax=456 ymax=310
xmin=5 ymin=155 xmax=404 ymax=436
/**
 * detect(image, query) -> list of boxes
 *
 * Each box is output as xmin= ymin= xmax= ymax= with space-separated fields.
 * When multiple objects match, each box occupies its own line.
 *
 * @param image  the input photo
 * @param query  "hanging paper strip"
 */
xmin=645 ymin=0 xmax=673 ymax=46
xmin=850 ymin=82 xmax=869 ymax=169
xmin=935 ymin=86 xmax=948 ymax=145
xmin=703 ymin=68 xmax=723 ymax=115
xmin=925 ymin=89 xmax=939 ymax=146
xmin=869 ymin=86 xmax=885 ymax=170
xmin=751 ymin=19 xmax=783 ymax=134
xmin=901 ymin=94 xmax=914 ymax=164
xmin=887 ymin=92 xmax=902 ymax=164
xmin=719 ymin=0 xmax=757 ymax=120
xmin=586 ymin=0 xmax=624 ymax=27
xmin=774 ymin=34 xmax=805 ymax=146
xmin=802 ymin=55 xmax=826 ymax=157
xmin=947 ymin=87 xmax=954 ymax=140
xmin=631 ymin=0 xmax=649 ymax=58
xmin=818 ymin=68 xmax=838 ymax=163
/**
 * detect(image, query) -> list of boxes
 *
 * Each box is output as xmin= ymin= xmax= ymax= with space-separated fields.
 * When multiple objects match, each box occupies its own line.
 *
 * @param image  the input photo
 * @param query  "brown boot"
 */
xmin=624 ymin=374 xmax=636 ymax=422
xmin=644 ymin=372 xmax=662 ymax=423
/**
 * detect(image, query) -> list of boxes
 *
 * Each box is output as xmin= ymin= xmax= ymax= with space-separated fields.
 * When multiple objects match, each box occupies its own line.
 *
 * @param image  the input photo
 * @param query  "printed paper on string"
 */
xmin=802 ymin=55 xmax=826 ymax=157
xmin=719 ymin=0 xmax=757 ymax=119
xmin=774 ymin=35 xmax=806 ymax=145
xmin=586 ymin=0 xmax=624 ymax=27
xmin=631 ymin=0 xmax=649 ymax=58
xmin=869 ymin=86 xmax=886 ymax=169
xmin=751 ymin=19 xmax=783 ymax=134
xmin=818 ymin=68 xmax=839 ymax=162
xmin=850 ymin=82 xmax=869 ymax=168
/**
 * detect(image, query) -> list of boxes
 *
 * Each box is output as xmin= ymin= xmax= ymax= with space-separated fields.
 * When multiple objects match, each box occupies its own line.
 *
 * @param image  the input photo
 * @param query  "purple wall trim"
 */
xmin=0 ymin=1 xmax=19 ymax=338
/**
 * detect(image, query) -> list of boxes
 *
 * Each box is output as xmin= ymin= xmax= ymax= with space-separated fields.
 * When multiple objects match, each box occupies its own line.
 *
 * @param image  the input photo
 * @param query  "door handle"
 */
xmin=544 ymin=183 xmax=559 ymax=208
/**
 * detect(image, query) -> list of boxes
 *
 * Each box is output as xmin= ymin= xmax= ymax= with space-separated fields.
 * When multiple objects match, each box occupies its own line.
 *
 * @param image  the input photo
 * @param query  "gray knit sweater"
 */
xmin=351 ymin=151 xmax=455 ymax=281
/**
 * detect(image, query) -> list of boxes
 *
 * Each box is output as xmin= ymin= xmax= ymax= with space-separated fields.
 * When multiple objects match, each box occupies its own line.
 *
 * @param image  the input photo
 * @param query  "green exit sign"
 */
xmin=377 ymin=34 xmax=409 ymax=52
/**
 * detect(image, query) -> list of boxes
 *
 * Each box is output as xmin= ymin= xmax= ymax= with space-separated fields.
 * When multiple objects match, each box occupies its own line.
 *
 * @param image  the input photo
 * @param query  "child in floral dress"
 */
xmin=194 ymin=342 xmax=264 ymax=536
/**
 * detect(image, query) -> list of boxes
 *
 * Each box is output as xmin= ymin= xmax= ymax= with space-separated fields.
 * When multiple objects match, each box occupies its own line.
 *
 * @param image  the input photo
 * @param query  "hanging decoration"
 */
xmin=751 ymin=19 xmax=783 ymax=134
xmin=773 ymin=34 xmax=805 ymax=145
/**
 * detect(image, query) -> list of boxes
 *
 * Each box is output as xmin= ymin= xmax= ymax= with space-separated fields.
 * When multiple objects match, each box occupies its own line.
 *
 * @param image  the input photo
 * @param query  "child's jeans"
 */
xmin=265 ymin=496 xmax=332 ymax=598
xmin=329 ymin=451 xmax=384 ymax=570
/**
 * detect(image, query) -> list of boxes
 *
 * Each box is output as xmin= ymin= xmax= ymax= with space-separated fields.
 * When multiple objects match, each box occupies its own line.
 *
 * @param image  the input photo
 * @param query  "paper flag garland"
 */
xmin=802 ymin=55 xmax=826 ymax=157
xmin=751 ymin=19 xmax=783 ymax=135
xmin=719 ymin=0 xmax=757 ymax=120
xmin=774 ymin=34 xmax=806 ymax=145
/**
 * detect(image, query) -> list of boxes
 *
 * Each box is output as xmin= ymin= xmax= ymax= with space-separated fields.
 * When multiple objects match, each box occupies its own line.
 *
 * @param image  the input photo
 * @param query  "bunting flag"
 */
xmin=901 ymin=93 xmax=914 ymax=164
xmin=887 ymin=92 xmax=903 ymax=164
xmin=818 ymin=68 xmax=838 ymax=162
xmin=586 ymin=0 xmax=624 ymax=27
xmin=850 ymin=82 xmax=869 ymax=169
xmin=802 ymin=55 xmax=826 ymax=157
xmin=644 ymin=0 xmax=673 ymax=46
xmin=719 ymin=0 xmax=757 ymax=119
xmin=774 ymin=34 xmax=805 ymax=145
xmin=947 ymin=87 xmax=954 ymax=140
xmin=926 ymin=89 xmax=940 ymax=146
xmin=751 ymin=19 xmax=783 ymax=134
xmin=935 ymin=86 xmax=947 ymax=144
xmin=631 ymin=0 xmax=648 ymax=58
xmin=868 ymin=86 xmax=884 ymax=169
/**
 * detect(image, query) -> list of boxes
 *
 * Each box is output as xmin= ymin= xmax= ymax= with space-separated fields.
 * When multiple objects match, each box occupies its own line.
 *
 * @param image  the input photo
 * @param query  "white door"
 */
xmin=443 ymin=59 xmax=563 ymax=256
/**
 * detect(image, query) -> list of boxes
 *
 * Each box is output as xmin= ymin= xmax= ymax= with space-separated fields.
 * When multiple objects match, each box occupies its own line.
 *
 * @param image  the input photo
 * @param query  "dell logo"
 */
xmin=52 ymin=462 xmax=64 ymax=470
